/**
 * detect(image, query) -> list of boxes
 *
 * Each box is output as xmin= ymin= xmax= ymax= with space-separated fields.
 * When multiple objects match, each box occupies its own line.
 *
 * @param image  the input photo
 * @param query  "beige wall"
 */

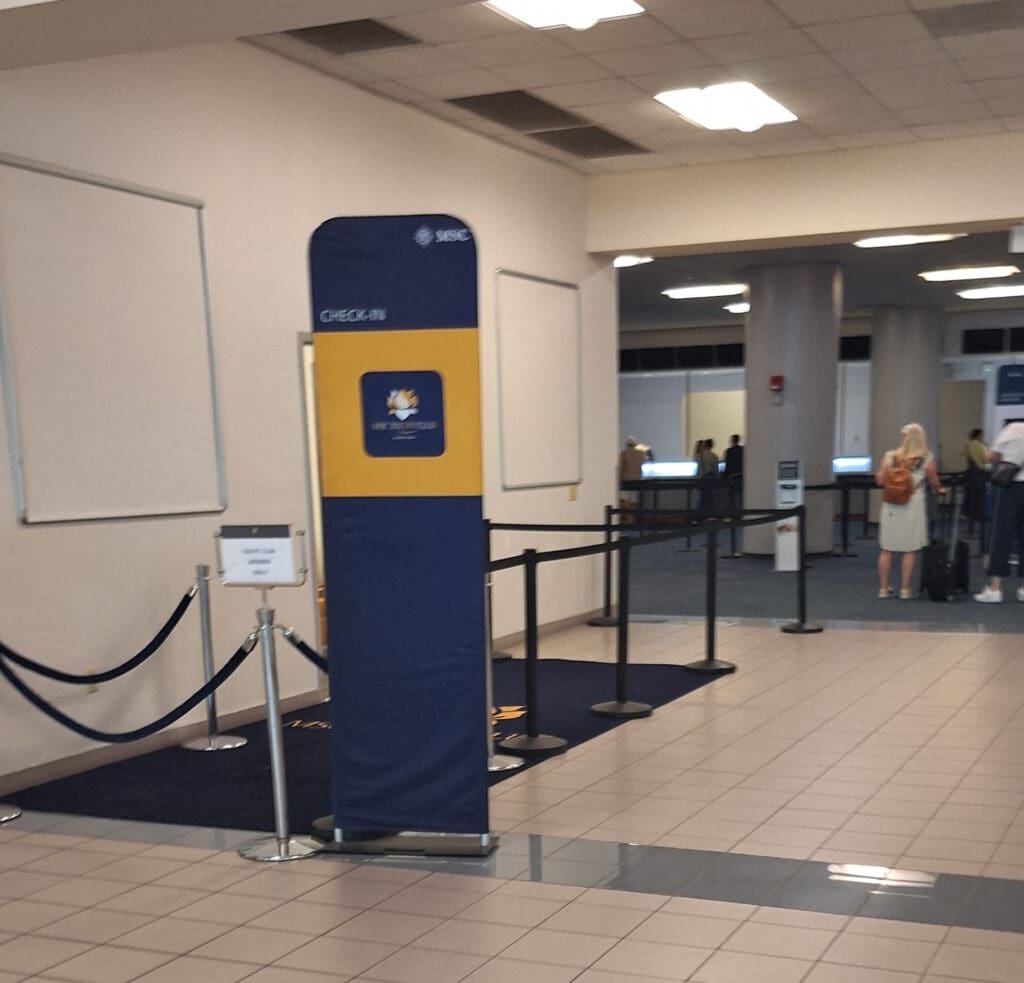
xmin=0 ymin=42 xmax=617 ymax=778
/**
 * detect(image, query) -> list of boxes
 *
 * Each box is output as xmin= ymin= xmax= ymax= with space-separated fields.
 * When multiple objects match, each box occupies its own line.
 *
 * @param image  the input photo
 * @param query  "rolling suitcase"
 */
xmin=920 ymin=486 xmax=970 ymax=601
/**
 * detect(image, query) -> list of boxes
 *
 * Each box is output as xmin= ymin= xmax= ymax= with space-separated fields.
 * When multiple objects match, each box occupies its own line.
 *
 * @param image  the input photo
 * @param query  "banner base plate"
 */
xmin=311 ymin=817 xmax=497 ymax=856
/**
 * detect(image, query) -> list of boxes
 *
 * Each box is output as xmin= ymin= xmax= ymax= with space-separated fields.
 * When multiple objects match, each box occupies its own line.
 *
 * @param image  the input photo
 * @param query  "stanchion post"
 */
xmin=499 ymin=550 xmax=567 ymax=756
xmin=238 ymin=595 xmax=321 ymax=861
xmin=859 ymin=485 xmax=871 ymax=539
xmin=782 ymin=506 xmax=824 ymax=635
xmin=685 ymin=520 xmax=736 ymax=675
xmin=587 ymin=505 xmax=618 ymax=627
xmin=181 ymin=565 xmax=248 ymax=751
xmin=484 ymin=553 xmax=524 ymax=773
xmin=593 ymin=537 xmax=651 ymax=718
xmin=484 ymin=520 xmax=513 ymax=660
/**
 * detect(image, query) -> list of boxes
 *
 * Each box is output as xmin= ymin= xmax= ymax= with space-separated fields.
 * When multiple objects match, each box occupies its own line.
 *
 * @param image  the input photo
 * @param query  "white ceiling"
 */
xmin=3 ymin=1 xmax=1024 ymax=175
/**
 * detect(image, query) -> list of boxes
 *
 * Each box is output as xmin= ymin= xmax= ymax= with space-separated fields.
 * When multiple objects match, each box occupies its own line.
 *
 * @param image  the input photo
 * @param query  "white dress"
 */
xmin=878 ymin=452 xmax=929 ymax=552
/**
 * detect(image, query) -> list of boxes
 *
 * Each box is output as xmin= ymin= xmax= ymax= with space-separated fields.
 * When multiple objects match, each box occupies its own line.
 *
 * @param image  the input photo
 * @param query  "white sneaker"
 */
xmin=1017 ymin=586 xmax=1024 ymax=602
xmin=974 ymin=587 xmax=1003 ymax=603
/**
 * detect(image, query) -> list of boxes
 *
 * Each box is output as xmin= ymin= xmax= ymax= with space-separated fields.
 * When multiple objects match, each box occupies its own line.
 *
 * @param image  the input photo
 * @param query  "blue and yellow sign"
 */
xmin=310 ymin=215 xmax=487 ymax=838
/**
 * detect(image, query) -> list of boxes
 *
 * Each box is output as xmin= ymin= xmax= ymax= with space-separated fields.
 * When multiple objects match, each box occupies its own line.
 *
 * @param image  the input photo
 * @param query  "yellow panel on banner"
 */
xmin=314 ymin=327 xmax=482 ymax=498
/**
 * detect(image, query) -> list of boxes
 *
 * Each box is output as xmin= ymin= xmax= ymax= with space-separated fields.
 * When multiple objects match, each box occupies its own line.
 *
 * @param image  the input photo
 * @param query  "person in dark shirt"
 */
xmin=723 ymin=434 xmax=744 ymax=515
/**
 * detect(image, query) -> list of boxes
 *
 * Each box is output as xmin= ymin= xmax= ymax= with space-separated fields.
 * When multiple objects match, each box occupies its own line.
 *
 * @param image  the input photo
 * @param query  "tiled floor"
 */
xmin=2 ymin=618 xmax=1024 ymax=981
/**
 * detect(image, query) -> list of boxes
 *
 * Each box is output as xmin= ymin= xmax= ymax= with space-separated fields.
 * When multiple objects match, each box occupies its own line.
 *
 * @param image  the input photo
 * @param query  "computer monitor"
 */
xmin=832 ymin=456 xmax=872 ymax=474
xmin=641 ymin=461 xmax=699 ymax=479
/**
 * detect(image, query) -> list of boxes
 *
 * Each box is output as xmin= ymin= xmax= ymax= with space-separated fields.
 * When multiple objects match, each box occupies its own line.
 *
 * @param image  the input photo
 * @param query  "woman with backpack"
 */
xmin=875 ymin=422 xmax=944 ymax=599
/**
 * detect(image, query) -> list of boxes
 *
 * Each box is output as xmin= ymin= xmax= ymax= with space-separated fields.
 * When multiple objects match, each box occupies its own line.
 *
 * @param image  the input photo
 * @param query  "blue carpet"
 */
xmin=11 ymin=659 xmax=714 ymax=834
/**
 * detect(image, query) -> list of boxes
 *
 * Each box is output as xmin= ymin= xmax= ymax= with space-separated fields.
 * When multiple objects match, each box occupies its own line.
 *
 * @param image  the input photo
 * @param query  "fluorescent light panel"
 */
xmin=958 ymin=285 xmax=1024 ymax=299
xmin=655 ymin=82 xmax=796 ymax=133
xmin=485 ymin=0 xmax=644 ymax=30
xmin=854 ymin=233 xmax=965 ymax=248
xmin=724 ymin=301 xmax=750 ymax=313
xmin=919 ymin=265 xmax=1019 ymax=282
xmin=663 ymin=283 xmax=747 ymax=299
xmin=613 ymin=255 xmax=654 ymax=268
xmin=0 ymin=0 xmax=62 ymax=7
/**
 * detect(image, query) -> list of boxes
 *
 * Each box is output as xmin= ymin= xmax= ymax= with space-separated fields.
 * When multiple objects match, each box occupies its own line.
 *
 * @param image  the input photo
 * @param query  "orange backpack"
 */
xmin=882 ymin=454 xmax=915 ymax=505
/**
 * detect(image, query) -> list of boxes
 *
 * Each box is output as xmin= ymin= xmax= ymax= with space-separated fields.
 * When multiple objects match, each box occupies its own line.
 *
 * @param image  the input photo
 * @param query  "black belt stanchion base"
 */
xmin=685 ymin=521 xmax=737 ymax=675
xmin=593 ymin=538 xmax=652 ymax=719
xmin=0 ymin=805 xmax=20 ymax=823
xmin=499 ymin=550 xmax=568 ymax=756
xmin=587 ymin=505 xmax=618 ymax=627
xmin=782 ymin=506 xmax=824 ymax=635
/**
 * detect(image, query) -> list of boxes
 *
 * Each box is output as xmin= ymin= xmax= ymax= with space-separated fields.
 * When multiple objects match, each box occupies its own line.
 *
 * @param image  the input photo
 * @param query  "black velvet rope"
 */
xmin=282 ymin=630 xmax=329 ymax=674
xmin=0 ymin=635 xmax=256 ymax=744
xmin=0 ymin=589 xmax=196 ymax=685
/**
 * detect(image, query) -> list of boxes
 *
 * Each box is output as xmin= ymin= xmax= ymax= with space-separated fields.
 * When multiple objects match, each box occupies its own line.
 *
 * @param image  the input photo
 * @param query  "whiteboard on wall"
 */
xmin=0 ymin=155 xmax=224 ymax=523
xmin=495 ymin=270 xmax=581 ymax=489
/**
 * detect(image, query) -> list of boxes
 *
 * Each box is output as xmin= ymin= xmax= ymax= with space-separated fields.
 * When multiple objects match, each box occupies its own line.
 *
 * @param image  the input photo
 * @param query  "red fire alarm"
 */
xmin=769 ymin=375 xmax=784 ymax=392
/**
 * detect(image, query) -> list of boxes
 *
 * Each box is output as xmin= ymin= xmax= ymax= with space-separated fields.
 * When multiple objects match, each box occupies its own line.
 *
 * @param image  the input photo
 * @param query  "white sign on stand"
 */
xmin=217 ymin=525 xmax=306 ymax=587
xmin=775 ymin=461 xmax=802 ymax=572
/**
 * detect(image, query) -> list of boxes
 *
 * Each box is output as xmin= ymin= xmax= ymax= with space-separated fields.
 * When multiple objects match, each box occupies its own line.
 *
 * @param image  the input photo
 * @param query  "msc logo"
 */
xmin=413 ymin=225 xmax=472 ymax=247
xmin=387 ymin=389 xmax=419 ymax=421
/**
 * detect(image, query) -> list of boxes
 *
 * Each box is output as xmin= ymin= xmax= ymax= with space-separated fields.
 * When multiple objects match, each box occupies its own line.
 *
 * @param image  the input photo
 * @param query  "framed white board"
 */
xmin=0 ymin=154 xmax=225 ymax=523
xmin=495 ymin=269 xmax=582 ymax=489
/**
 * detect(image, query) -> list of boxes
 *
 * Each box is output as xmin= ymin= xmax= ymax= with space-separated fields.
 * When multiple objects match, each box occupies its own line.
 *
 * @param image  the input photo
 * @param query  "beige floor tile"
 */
xmin=722 ymin=920 xmax=836 ymax=960
xmin=844 ymin=916 xmax=947 ymax=942
xmin=592 ymin=937 xmax=711 ymax=980
xmin=413 ymin=917 xmax=528 ymax=956
xmin=458 ymin=956 xmax=581 ymax=983
xmin=276 ymin=936 xmax=399 ymax=976
xmin=35 ymin=905 xmax=154 ymax=943
xmin=328 ymin=909 xmax=442 ymax=945
xmin=239 ymin=968 xmax=349 ymax=983
xmin=539 ymin=900 xmax=651 ymax=937
xmin=129 ymin=953 xmax=259 ymax=983
xmin=0 ymin=934 xmax=93 ymax=975
xmin=95 ymin=882 xmax=209 ymax=917
xmin=151 ymin=863 xmax=256 ymax=893
xmin=39 ymin=942 xmax=173 ymax=983
xmin=357 ymin=944 xmax=487 ymax=983
xmin=689 ymin=948 xmax=812 ymax=983
xmin=85 ymin=855 xmax=193 ymax=883
xmin=928 ymin=942 xmax=1024 ymax=983
xmin=113 ymin=914 xmax=231 ymax=953
xmin=296 ymin=878 xmax=402 ymax=909
xmin=374 ymin=885 xmax=483 ymax=919
xmin=247 ymin=899 xmax=362 ymax=934
xmin=822 ymin=933 xmax=938 ymax=973
xmin=749 ymin=907 xmax=847 ymax=931
xmin=222 ymin=868 xmax=338 ymax=902
xmin=456 ymin=894 xmax=568 ymax=927
xmin=0 ymin=898 xmax=80 ymax=933
xmin=803 ymin=964 xmax=925 ymax=982
xmin=193 ymin=924 xmax=317 ymax=964
xmin=26 ymin=876 xmax=131 ymax=907
xmin=498 ymin=927 xmax=618 ymax=967
xmin=22 ymin=849 xmax=121 ymax=876
xmin=628 ymin=911 xmax=740 ymax=948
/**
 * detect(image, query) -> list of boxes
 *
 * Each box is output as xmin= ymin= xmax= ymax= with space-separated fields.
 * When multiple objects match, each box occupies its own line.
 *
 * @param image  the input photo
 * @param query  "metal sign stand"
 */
xmin=181 ymin=565 xmax=247 ymax=751
xmin=216 ymin=526 xmax=321 ymax=863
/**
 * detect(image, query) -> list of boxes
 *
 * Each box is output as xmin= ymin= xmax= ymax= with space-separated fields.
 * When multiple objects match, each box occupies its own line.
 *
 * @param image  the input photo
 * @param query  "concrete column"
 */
xmin=869 ymin=306 xmax=944 ymax=474
xmin=744 ymin=264 xmax=842 ymax=554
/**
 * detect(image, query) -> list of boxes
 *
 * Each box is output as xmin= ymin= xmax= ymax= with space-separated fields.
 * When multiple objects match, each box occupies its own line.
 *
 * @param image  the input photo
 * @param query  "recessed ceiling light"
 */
xmin=957 ymin=285 xmax=1024 ymax=299
xmin=484 ymin=0 xmax=644 ymax=31
xmin=853 ymin=233 xmax=966 ymax=248
xmin=654 ymin=82 xmax=796 ymax=133
xmin=0 ymin=0 xmax=62 ymax=7
xmin=613 ymin=255 xmax=654 ymax=268
xmin=662 ymin=283 xmax=747 ymax=299
xmin=724 ymin=302 xmax=750 ymax=313
xmin=919 ymin=265 xmax=1020 ymax=282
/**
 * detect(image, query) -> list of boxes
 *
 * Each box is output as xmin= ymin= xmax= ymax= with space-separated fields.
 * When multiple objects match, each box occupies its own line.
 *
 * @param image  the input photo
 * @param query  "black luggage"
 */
xmin=920 ymin=486 xmax=970 ymax=601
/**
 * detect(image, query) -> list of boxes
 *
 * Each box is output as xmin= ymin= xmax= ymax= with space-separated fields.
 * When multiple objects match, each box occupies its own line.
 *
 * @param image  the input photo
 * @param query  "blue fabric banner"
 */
xmin=309 ymin=215 xmax=488 ymax=836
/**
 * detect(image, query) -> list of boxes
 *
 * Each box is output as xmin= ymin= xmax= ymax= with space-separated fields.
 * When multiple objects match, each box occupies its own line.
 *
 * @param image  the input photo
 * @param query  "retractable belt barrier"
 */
xmin=486 ymin=505 xmax=811 ymax=756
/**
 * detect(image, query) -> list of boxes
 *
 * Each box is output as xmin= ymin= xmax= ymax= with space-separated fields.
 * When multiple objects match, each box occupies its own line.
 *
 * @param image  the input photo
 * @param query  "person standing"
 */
xmin=618 ymin=435 xmax=648 ymax=510
xmin=875 ymin=422 xmax=944 ymax=599
xmin=723 ymin=434 xmax=744 ymax=516
xmin=696 ymin=437 xmax=720 ymax=519
xmin=963 ymin=427 xmax=989 ymax=530
xmin=973 ymin=421 xmax=1024 ymax=603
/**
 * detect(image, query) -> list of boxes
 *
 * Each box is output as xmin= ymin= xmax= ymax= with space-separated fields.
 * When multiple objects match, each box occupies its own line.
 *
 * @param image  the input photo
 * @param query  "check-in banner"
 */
xmin=309 ymin=215 xmax=487 ymax=836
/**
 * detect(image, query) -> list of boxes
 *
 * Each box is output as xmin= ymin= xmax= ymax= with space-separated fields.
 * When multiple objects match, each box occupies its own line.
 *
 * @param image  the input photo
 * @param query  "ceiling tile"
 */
xmin=917 ymin=0 xmax=1024 ymax=38
xmin=830 ymin=38 xmax=950 ymax=73
xmin=896 ymin=98 xmax=991 ymax=125
xmin=498 ymin=55 xmax=614 ymax=88
xmin=985 ymin=97 xmax=1024 ymax=118
xmin=771 ymin=0 xmax=907 ymax=24
xmin=281 ymin=19 xmax=418 ymax=56
xmin=362 ymin=78 xmax=429 ymax=102
xmin=912 ymin=119 xmax=1005 ymax=139
xmin=344 ymin=44 xmax=478 ymax=77
xmin=747 ymin=136 xmax=835 ymax=156
xmin=309 ymin=57 xmax=386 ymax=85
xmin=589 ymin=41 xmax=714 ymax=75
xmin=830 ymin=128 xmax=918 ymax=149
xmin=695 ymin=28 xmax=820 ymax=63
xmin=649 ymin=0 xmax=792 ymax=38
xmin=727 ymin=52 xmax=850 ymax=84
xmin=580 ymin=98 xmax=684 ymax=129
xmin=527 ymin=126 xmax=648 ymax=158
xmin=727 ymin=120 xmax=820 ymax=144
xmin=956 ymin=53 xmax=1024 ymax=80
xmin=805 ymin=109 xmax=903 ymax=135
xmin=856 ymin=62 xmax=975 ymax=108
xmin=552 ymin=13 xmax=683 ymax=52
xmin=588 ymin=152 xmax=680 ymax=172
xmin=973 ymin=76 xmax=1024 ymax=102
xmin=449 ymin=90 xmax=584 ymax=130
xmin=441 ymin=31 xmax=572 ymax=67
xmin=629 ymin=67 xmax=737 ymax=95
xmin=403 ymin=68 xmax=511 ymax=99
xmin=665 ymin=143 xmax=759 ymax=164
xmin=907 ymin=0 xmax=996 ymax=7
xmin=532 ymin=78 xmax=649 ymax=109
xmin=938 ymin=24 xmax=1024 ymax=56
xmin=381 ymin=5 xmax=519 ymax=43
xmin=804 ymin=13 xmax=934 ymax=50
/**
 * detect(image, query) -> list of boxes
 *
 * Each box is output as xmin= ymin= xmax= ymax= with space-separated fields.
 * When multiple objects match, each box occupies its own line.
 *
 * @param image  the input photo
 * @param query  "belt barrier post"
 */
xmin=834 ymin=483 xmax=856 ymax=558
xmin=498 ymin=550 xmax=567 ymax=756
xmin=484 ymin=559 xmax=524 ymax=773
xmin=238 ymin=596 xmax=321 ymax=861
xmin=593 ymin=537 xmax=651 ymax=718
xmin=782 ymin=506 xmax=823 ymax=635
xmin=685 ymin=520 xmax=736 ymax=675
xmin=484 ymin=521 xmax=513 ymax=660
xmin=859 ymin=486 xmax=871 ymax=539
xmin=588 ymin=505 xmax=618 ymax=627
xmin=181 ymin=565 xmax=248 ymax=752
